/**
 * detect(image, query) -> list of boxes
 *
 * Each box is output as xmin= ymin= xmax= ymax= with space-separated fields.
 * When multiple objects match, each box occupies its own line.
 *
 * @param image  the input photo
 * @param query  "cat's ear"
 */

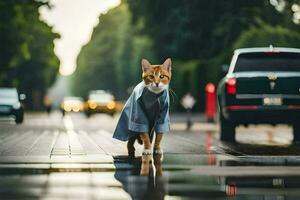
xmin=141 ymin=58 xmax=151 ymax=72
xmin=163 ymin=58 xmax=172 ymax=72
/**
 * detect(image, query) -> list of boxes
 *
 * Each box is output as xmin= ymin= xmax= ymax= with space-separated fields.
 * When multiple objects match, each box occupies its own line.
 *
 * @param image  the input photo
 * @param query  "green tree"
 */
xmin=0 ymin=0 xmax=59 ymax=109
xmin=234 ymin=22 xmax=300 ymax=49
xmin=126 ymin=0 xmax=284 ymax=60
xmin=72 ymin=3 xmax=155 ymax=99
xmin=126 ymin=0 xmax=297 ymax=111
xmin=74 ymin=0 xmax=300 ymax=111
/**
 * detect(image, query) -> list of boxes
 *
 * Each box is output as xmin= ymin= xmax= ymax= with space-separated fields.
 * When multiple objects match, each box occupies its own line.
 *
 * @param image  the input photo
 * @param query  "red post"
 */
xmin=205 ymin=83 xmax=216 ymax=122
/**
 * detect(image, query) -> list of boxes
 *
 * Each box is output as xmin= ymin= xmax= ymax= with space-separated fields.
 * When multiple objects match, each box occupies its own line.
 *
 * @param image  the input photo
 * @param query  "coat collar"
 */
xmin=136 ymin=81 xmax=168 ymax=100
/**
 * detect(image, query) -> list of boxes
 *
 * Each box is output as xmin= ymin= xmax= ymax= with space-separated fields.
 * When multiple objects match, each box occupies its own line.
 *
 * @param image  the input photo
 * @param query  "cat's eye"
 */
xmin=160 ymin=75 xmax=165 ymax=79
xmin=148 ymin=75 xmax=154 ymax=79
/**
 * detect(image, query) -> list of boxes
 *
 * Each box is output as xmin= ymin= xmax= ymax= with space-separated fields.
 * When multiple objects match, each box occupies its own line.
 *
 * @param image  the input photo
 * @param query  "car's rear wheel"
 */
xmin=220 ymin=114 xmax=236 ymax=142
xmin=109 ymin=112 xmax=115 ymax=117
xmin=293 ymin=124 xmax=300 ymax=142
xmin=85 ymin=111 xmax=91 ymax=118
xmin=15 ymin=112 xmax=24 ymax=124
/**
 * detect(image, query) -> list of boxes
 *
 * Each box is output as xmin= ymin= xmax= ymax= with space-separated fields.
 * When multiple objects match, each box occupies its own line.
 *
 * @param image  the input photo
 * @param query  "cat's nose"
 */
xmin=155 ymin=83 xmax=159 ymax=87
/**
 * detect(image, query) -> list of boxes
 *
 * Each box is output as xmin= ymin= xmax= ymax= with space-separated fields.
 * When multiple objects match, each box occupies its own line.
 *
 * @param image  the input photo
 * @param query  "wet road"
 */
xmin=0 ymin=112 xmax=300 ymax=199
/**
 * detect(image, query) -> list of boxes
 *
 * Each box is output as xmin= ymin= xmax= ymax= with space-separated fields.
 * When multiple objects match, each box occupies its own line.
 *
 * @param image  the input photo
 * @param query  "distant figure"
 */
xmin=181 ymin=93 xmax=196 ymax=130
xmin=43 ymin=95 xmax=52 ymax=115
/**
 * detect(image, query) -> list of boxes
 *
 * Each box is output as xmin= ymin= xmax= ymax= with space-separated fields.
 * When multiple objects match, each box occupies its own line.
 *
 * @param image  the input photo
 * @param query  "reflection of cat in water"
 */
xmin=113 ymin=58 xmax=172 ymax=158
xmin=114 ymin=155 xmax=166 ymax=200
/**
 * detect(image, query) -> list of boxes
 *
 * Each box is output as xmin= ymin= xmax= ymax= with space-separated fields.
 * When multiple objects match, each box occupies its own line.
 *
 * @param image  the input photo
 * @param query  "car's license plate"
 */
xmin=263 ymin=97 xmax=282 ymax=106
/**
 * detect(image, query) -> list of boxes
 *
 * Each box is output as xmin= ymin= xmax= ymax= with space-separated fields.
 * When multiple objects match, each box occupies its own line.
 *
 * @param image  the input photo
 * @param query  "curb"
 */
xmin=171 ymin=122 xmax=219 ymax=132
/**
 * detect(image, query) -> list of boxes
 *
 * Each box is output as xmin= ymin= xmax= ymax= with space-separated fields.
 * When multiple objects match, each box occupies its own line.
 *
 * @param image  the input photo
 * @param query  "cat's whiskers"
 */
xmin=168 ymin=88 xmax=178 ymax=103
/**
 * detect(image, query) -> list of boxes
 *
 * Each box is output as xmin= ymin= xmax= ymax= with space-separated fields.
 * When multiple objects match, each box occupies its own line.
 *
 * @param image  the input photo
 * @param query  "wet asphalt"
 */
xmin=0 ymin=112 xmax=300 ymax=199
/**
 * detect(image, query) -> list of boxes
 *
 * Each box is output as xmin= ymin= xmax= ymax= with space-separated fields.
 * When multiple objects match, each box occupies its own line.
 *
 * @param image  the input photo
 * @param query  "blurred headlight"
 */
xmin=73 ymin=106 xmax=80 ymax=112
xmin=13 ymin=102 xmax=21 ymax=109
xmin=107 ymin=101 xmax=116 ymax=110
xmin=88 ymin=101 xmax=97 ymax=109
xmin=64 ymin=105 xmax=71 ymax=112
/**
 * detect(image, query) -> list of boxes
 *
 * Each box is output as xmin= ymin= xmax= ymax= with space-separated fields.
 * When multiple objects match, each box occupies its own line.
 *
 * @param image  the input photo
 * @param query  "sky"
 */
xmin=39 ymin=0 xmax=120 ymax=76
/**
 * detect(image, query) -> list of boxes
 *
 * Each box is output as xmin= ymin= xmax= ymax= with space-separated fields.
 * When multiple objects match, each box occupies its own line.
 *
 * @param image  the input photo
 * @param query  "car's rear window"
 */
xmin=89 ymin=93 xmax=113 ymax=103
xmin=234 ymin=52 xmax=300 ymax=72
xmin=0 ymin=89 xmax=18 ymax=99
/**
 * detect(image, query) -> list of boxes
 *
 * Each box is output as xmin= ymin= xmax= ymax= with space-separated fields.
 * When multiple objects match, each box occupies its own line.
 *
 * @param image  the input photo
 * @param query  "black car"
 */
xmin=218 ymin=47 xmax=300 ymax=142
xmin=0 ymin=88 xmax=25 ymax=124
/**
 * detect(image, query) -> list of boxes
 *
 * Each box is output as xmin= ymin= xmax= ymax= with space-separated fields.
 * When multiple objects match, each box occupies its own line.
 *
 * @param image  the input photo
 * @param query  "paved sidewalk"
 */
xmin=0 ymin=112 xmax=220 ymax=164
xmin=170 ymin=112 xmax=219 ymax=132
xmin=171 ymin=122 xmax=219 ymax=132
xmin=170 ymin=112 xmax=207 ymax=123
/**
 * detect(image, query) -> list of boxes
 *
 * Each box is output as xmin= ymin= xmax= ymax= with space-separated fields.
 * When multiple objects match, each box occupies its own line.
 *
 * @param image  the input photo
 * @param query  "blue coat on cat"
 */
xmin=113 ymin=81 xmax=170 ymax=141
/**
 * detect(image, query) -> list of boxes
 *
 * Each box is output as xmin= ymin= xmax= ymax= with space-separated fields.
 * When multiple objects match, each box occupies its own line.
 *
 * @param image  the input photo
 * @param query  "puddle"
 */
xmin=218 ymin=141 xmax=300 ymax=156
xmin=112 ymin=154 xmax=300 ymax=199
xmin=1 ymin=153 xmax=300 ymax=199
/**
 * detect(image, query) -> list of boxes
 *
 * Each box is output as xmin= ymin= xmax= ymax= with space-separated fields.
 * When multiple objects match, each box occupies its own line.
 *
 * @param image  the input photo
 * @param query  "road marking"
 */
xmin=63 ymin=115 xmax=74 ymax=131
xmin=0 ymin=131 xmax=33 ymax=155
xmin=62 ymin=115 xmax=85 ymax=156
xmin=68 ymin=130 xmax=85 ymax=155
xmin=51 ymin=131 xmax=69 ymax=156
xmin=0 ymin=131 xmax=20 ymax=146
xmin=25 ymin=130 xmax=49 ymax=155
xmin=50 ymin=131 xmax=60 ymax=157
xmin=79 ymin=130 xmax=106 ymax=154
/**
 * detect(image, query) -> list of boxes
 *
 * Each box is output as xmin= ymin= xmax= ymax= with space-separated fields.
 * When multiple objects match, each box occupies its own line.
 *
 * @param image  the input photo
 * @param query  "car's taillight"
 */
xmin=226 ymin=78 xmax=236 ymax=95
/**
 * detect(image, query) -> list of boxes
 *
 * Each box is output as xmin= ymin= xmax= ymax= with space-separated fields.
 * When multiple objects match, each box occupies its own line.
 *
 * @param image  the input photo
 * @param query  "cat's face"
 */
xmin=142 ymin=58 xmax=172 ymax=94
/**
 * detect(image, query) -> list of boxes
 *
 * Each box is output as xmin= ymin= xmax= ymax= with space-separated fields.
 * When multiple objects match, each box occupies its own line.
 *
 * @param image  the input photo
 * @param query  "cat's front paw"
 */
xmin=142 ymin=149 xmax=152 ymax=155
xmin=153 ymin=149 xmax=163 ymax=155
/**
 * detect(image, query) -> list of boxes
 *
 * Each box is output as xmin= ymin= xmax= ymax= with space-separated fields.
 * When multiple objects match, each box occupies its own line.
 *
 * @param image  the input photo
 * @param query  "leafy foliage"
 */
xmin=234 ymin=22 xmax=300 ymax=49
xmin=0 ymin=0 xmax=59 ymax=109
xmin=126 ymin=0 xmax=283 ymax=59
xmin=73 ymin=0 xmax=300 ymax=111
xmin=125 ymin=0 xmax=300 ymax=110
xmin=72 ymin=3 xmax=155 ymax=99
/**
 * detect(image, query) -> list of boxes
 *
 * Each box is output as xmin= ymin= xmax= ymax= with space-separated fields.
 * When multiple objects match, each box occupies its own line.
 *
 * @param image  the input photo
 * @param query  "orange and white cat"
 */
xmin=113 ymin=58 xmax=172 ymax=158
